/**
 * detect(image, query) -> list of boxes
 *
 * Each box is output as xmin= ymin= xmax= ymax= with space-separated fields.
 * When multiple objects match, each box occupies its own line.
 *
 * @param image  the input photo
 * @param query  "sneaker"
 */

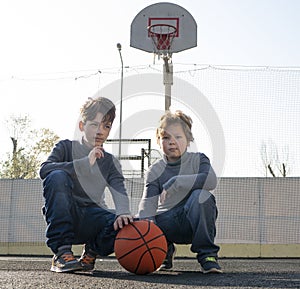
xmin=200 ymin=257 xmax=223 ymax=274
xmin=50 ymin=252 xmax=82 ymax=273
xmin=79 ymin=246 xmax=97 ymax=271
xmin=157 ymin=243 xmax=176 ymax=271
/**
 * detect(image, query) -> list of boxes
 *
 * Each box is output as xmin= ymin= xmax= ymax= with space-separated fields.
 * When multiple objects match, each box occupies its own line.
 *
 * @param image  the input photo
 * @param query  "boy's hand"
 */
xmin=160 ymin=189 xmax=168 ymax=204
xmin=88 ymin=145 xmax=104 ymax=166
xmin=114 ymin=214 xmax=134 ymax=231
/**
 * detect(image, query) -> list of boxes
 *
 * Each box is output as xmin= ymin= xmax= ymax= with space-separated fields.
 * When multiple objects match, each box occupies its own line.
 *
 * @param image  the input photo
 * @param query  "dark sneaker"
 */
xmin=50 ymin=252 xmax=82 ymax=273
xmin=200 ymin=257 xmax=223 ymax=274
xmin=79 ymin=246 xmax=97 ymax=271
xmin=157 ymin=243 xmax=176 ymax=271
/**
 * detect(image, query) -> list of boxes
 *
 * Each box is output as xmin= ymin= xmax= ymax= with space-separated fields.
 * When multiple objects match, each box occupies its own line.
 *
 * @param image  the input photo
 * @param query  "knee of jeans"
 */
xmin=188 ymin=189 xmax=214 ymax=205
xmin=44 ymin=170 xmax=73 ymax=188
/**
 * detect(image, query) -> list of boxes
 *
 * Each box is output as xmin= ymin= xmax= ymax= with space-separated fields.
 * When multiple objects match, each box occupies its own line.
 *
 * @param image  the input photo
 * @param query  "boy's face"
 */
xmin=159 ymin=123 xmax=189 ymax=162
xmin=79 ymin=112 xmax=112 ymax=148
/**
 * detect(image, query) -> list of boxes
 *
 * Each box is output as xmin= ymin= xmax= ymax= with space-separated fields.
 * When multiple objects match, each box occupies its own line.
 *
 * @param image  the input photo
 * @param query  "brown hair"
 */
xmin=80 ymin=97 xmax=116 ymax=124
xmin=156 ymin=110 xmax=194 ymax=144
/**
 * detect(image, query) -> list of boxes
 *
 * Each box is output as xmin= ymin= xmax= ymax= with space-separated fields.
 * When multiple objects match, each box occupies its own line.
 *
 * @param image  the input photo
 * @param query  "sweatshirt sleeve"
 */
xmin=39 ymin=140 xmax=91 ymax=180
xmin=137 ymin=168 xmax=160 ymax=219
xmin=162 ymin=153 xmax=217 ymax=195
xmin=106 ymin=156 xmax=131 ymax=216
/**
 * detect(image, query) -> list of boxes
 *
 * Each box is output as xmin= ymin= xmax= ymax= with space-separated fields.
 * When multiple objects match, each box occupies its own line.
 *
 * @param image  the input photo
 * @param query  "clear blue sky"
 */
xmin=1 ymin=0 xmax=300 ymax=176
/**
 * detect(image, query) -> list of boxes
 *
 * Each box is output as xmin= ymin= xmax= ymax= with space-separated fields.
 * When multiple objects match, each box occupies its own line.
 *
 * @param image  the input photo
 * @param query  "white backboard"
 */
xmin=130 ymin=2 xmax=197 ymax=54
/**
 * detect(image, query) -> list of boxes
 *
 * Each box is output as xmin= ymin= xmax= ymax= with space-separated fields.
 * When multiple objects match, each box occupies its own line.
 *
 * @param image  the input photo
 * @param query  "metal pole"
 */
xmin=117 ymin=43 xmax=123 ymax=159
xmin=165 ymin=81 xmax=171 ymax=111
xmin=163 ymin=56 xmax=173 ymax=111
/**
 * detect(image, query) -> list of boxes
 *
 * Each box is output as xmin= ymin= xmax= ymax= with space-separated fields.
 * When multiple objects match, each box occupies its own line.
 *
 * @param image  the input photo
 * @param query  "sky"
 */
xmin=1 ymin=0 xmax=300 ymax=177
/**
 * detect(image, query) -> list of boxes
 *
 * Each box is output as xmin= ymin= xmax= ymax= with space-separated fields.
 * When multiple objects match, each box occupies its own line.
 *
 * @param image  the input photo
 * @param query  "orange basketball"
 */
xmin=114 ymin=220 xmax=167 ymax=274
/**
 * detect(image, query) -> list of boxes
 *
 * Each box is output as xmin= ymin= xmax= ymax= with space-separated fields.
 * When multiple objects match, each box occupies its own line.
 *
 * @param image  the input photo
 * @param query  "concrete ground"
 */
xmin=0 ymin=256 xmax=299 ymax=289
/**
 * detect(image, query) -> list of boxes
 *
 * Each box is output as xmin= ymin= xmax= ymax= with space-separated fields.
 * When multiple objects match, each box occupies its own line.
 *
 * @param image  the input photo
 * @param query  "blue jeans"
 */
xmin=155 ymin=189 xmax=220 ymax=263
xmin=42 ymin=170 xmax=117 ymax=255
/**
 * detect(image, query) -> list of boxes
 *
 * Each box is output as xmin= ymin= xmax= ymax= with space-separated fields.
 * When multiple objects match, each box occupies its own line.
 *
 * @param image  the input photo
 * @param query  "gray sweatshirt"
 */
xmin=138 ymin=151 xmax=217 ymax=218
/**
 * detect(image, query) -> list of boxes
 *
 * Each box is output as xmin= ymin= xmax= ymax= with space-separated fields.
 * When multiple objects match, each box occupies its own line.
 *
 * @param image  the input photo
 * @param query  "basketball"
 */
xmin=114 ymin=220 xmax=167 ymax=275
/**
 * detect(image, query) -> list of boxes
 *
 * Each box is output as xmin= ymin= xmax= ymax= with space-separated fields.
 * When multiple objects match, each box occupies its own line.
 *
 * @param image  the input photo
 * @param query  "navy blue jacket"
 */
xmin=40 ymin=139 xmax=130 ymax=215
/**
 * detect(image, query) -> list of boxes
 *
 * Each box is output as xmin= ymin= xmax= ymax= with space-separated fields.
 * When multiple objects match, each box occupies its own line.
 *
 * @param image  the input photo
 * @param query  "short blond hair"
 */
xmin=156 ymin=110 xmax=194 ymax=145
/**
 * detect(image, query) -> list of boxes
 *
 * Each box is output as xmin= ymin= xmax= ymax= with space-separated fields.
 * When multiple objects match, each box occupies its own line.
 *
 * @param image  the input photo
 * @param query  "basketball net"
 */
xmin=148 ymin=24 xmax=177 ymax=61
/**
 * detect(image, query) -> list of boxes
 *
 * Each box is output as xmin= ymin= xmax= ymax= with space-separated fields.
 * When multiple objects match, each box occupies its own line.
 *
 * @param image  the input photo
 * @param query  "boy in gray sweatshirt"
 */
xmin=138 ymin=110 xmax=222 ymax=273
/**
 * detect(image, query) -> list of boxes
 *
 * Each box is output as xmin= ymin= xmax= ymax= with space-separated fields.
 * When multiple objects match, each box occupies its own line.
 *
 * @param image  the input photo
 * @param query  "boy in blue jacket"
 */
xmin=40 ymin=96 xmax=133 ymax=273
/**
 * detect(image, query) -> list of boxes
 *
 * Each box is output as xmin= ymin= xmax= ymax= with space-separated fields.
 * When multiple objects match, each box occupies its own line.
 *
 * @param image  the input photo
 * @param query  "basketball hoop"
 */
xmin=147 ymin=24 xmax=177 ymax=58
xmin=131 ymin=3 xmax=197 ymax=111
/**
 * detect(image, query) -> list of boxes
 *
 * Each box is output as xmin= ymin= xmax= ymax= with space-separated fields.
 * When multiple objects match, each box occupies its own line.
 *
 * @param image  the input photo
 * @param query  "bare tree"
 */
xmin=5 ymin=114 xmax=31 ymax=153
xmin=260 ymin=140 xmax=290 ymax=177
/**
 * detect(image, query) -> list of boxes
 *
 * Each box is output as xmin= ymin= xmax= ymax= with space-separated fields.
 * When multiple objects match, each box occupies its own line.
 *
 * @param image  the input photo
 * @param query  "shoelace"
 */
xmin=61 ymin=253 xmax=76 ymax=262
xmin=204 ymin=257 xmax=217 ymax=263
xmin=81 ymin=254 xmax=96 ymax=264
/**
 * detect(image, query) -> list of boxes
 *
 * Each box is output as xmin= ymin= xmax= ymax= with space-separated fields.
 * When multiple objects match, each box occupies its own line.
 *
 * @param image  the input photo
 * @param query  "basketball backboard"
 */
xmin=130 ymin=2 xmax=197 ymax=55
